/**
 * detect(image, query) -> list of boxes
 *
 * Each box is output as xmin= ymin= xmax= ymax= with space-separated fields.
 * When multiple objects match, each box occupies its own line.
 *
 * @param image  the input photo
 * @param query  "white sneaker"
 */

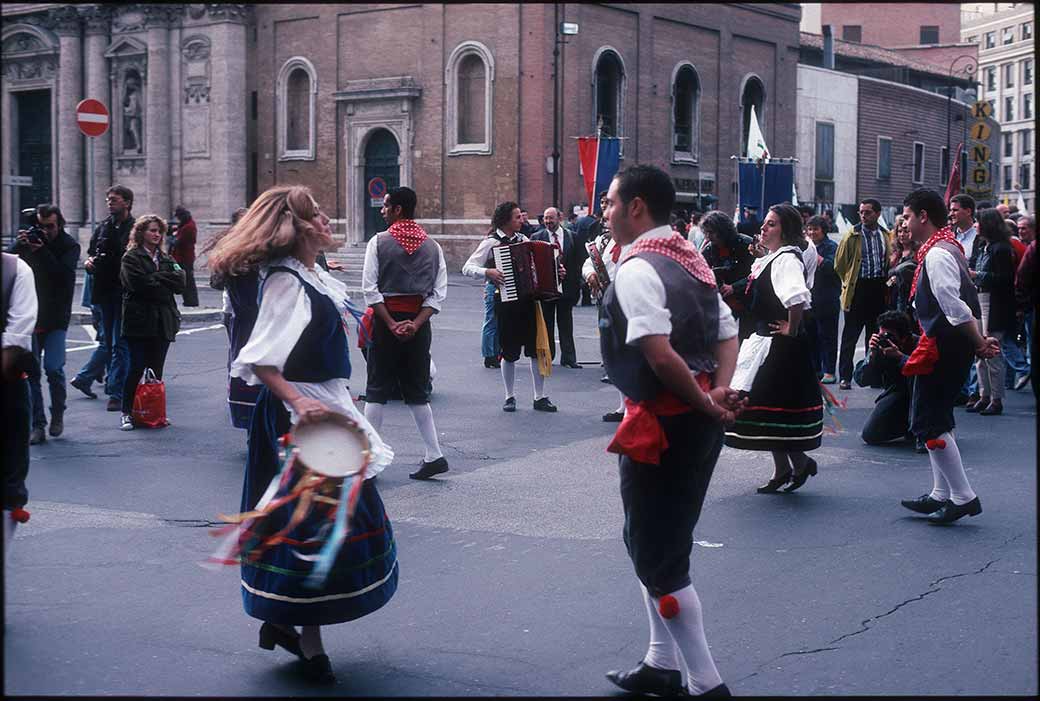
xmin=120 ymin=414 xmax=134 ymax=431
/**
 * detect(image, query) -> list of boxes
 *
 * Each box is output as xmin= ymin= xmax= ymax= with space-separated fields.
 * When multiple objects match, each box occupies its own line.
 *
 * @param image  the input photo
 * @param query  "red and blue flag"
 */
xmin=577 ymin=136 xmax=621 ymax=215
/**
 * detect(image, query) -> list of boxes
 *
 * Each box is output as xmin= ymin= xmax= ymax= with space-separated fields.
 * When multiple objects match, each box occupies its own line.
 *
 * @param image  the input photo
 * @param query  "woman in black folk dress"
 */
xmin=725 ymin=203 xmax=823 ymax=493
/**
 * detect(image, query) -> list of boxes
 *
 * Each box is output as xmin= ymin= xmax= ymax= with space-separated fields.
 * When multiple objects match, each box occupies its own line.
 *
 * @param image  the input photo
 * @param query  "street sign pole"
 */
xmin=76 ymin=98 xmax=110 ymax=238
xmin=88 ymin=137 xmax=95 ymax=237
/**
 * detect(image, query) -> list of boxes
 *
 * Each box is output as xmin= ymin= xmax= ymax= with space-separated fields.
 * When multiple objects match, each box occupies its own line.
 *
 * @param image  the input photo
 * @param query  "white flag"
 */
xmin=834 ymin=209 xmax=853 ymax=234
xmin=747 ymin=105 xmax=770 ymax=161
xmin=1016 ymin=190 xmax=1029 ymax=216
xmin=791 ymin=180 xmax=799 ymax=207
xmin=877 ymin=209 xmax=889 ymax=231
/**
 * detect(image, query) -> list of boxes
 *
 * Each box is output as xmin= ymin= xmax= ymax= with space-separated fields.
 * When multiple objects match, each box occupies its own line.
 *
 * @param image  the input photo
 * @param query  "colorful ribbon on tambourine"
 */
xmin=818 ymin=381 xmax=848 ymax=434
xmin=203 ymin=433 xmax=368 ymax=590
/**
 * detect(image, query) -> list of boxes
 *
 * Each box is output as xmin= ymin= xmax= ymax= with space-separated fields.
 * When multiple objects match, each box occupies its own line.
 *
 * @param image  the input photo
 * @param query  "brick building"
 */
xmin=819 ymin=2 xmax=961 ymax=48
xmin=251 ymin=3 xmax=802 ymax=266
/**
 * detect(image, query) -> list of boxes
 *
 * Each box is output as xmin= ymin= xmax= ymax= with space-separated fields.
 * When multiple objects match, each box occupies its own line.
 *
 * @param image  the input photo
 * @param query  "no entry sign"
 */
xmin=76 ymin=99 xmax=110 ymax=137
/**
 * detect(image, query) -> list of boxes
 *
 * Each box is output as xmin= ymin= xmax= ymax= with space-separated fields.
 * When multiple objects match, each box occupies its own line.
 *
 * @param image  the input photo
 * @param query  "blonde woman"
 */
xmin=118 ymin=214 xmax=184 ymax=430
xmin=207 ymin=186 xmax=395 ymax=684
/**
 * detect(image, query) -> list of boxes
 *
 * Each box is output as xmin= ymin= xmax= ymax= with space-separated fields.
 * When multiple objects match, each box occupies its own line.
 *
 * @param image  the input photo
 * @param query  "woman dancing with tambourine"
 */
xmin=205 ymin=186 xmax=396 ymax=684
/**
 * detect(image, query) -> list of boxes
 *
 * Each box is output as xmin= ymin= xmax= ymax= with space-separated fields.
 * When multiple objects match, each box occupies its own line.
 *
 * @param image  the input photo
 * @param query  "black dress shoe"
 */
xmin=258 ymin=622 xmax=303 ymax=658
xmin=503 ymin=397 xmax=517 ymax=412
xmin=561 ymin=361 xmax=582 ymax=369
xmin=839 ymin=380 xmax=852 ymax=390
xmin=756 ymin=473 xmax=791 ymax=493
xmin=606 ymin=662 xmax=684 ymax=696
xmin=299 ymin=653 xmax=336 ymax=684
xmin=695 ymin=683 xmax=732 ymax=697
xmin=900 ymin=494 xmax=946 ymax=514
xmin=70 ymin=376 xmax=97 ymax=399
xmin=979 ymin=400 xmax=1003 ymax=415
xmin=930 ymin=496 xmax=982 ymax=524
xmin=783 ymin=458 xmax=818 ymax=492
xmin=484 ymin=356 xmax=501 ymax=369
xmin=965 ymin=395 xmax=989 ymax=413
xmin=409 ymin=456 xmax=449 ymax=480
xmin=602 ymin=410 xmax=624 ymax=422
xmin=600 ymin=374 xmax=613 ymax=384
xmin=533 ymin=397 xmax=558 ymax=412
xmin=914 ymin=437 xmax=928 ymax=454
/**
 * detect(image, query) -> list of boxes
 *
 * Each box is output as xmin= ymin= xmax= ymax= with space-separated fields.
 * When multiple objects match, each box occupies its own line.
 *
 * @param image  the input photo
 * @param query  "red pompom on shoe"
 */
xmin=280 ymin=433 xmax=292 ymax=448
xmin=925 ymin=439 xmax=947 ymax=451
xmin=11 ymin=508 xmax=30 ymax=523
xmin=658 ymin=594 xmax=680 ymax=619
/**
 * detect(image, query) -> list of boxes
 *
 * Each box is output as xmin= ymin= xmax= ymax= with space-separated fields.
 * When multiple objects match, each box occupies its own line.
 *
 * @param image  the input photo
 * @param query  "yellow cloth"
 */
xmin=533 ymin=301 xmax=552 ymax=377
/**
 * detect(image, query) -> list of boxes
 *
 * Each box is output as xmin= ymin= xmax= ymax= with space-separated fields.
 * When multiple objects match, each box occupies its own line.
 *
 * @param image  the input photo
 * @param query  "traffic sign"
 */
xmin=76 ymin=99 xmax=110 ymax=137
xmin=367 ymin=177 xmax=387 ymax=199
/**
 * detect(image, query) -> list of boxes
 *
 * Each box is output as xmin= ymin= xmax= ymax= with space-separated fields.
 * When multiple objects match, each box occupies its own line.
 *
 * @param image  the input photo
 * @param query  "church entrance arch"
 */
xmin=361 ymin=129 xmax=400 ymax=241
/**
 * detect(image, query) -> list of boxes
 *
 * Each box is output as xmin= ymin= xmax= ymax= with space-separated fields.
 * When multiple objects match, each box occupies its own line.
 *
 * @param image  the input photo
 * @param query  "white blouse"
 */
xmin=230 ymin=256 xmax=393 ymax=476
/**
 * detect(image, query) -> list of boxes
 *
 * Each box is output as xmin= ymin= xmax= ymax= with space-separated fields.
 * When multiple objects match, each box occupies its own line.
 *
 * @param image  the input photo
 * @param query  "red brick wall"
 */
xmin=888 ymin=44 xmax=979 ymax=75
xmin=821 ymin=3 xmax=961 ymax=48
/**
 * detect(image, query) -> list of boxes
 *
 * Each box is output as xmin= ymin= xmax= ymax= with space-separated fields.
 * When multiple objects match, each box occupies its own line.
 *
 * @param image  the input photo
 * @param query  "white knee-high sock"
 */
xmin=929 ymin=431 xmax=976 ymax=505
xmin=640 ymin=584 xmax=682 ymax=672
xmin=531 ymin=362 xmax=545 ymax=400
xmin=300 ymin=625 xmax=325 ymax=659
xmin=616 ymin=389 xmax=626 ymax=414
xmin=409 ymin=403 xmax=443 ymax=462
xmin=927 ymin=458 xmax=951 ymax=502
xmin=3 ymin=512 xmax=17 ymax=563
xmin=654 ymin=585 xmax=723 ymax=694
xmin=501 ymin=360 xmax=516 ymax=399
xmin=363 ymin=401 xmax=385 ymax=432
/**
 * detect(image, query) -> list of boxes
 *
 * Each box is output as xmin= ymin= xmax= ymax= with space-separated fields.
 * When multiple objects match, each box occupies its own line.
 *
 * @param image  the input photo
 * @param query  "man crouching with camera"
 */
xmin=855 ymin=310 xmax=924 ymax=453
xmin=7 ymin=204 xmax=80 ymax=444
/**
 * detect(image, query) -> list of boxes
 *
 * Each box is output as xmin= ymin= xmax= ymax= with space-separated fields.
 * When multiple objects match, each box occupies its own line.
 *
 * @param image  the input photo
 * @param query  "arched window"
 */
xmin=740 ymin=75 xmax=766 ymax=157
xmin=277 ymin=56 xmax=317 ymax=160
xmin=672 ymin=63 xmax=701 ymax=162
xmin=594 ymin=48 xmax=625 ymax=139
xmin=446 ymin=41 xmax=494 ymax=155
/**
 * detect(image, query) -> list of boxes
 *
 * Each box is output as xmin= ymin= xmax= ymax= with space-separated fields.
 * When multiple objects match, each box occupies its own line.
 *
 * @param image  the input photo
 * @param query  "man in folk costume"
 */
xmin=899 ymin=188 xmax=999 ymax=524
xmin=599 ymin=165 xmax=743 ymax=697
xmin=361 ymin=187 xmax=449 ymax=480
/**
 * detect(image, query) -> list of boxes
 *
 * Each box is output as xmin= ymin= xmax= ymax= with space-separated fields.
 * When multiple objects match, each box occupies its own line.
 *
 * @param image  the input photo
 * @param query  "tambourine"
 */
xmin=289 ymin=412 xmax=370 ymax=478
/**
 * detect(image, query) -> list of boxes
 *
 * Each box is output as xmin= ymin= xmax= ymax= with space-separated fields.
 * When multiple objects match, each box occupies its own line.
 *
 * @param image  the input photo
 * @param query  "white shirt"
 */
xmin=912 ymin=246 xmax=976 ymax=327
xmin=462 ymin=230 xmax=528 ymax=279
xmin=361 ymin=232 xmax=448 ymax=311
xmin=581 ymin=233 xmax=619 ymax=283
xmin=612 ymin=225 xmax=738 ymax=345
xmin=955 ymin=223 xmax=977 ymax=262
xmin=230 ymin=256 xmax=393 ymax=476
xmin=2 ymin=256 xmax=37 ymax=352
xmin=748 ymin=245 xmax=812 ymax=310
xmin=801 ymin=238 xmax=818 ymax=308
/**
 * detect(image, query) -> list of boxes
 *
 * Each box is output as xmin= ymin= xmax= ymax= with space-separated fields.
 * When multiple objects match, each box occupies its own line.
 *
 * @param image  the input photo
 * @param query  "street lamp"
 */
xmin=552 ymin=7 xmax=578 ymax=209
xmin=946 ymin=53 xmax=978 ymax=183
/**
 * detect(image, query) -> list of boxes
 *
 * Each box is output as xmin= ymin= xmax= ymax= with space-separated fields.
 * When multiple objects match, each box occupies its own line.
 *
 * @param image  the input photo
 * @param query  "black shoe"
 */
xmin=299 ymin=653 xmax=336 ymax=684
xmin=70 ymin=376 xmax=97 ymax=399
xmin=756 ymin=473 xmax=791 ymax=493
xmin=953 ymin=391 xmax=972 ymax=406
xmin=979 ymin=400 xmax=1003 ymax=415
xmin=258 ymin=622 xmax=303 ymax=658
xmin=29 ymin=426 xmax=46 ymax=445
xmin=930 ymin=496 xmax=982 ymax=524
xmin=900 ymin=494 xmax=946 ymax=514
xmin=602 ymin=410 xmax=624 ymax=422
xmin=965 ymin=395 xmax=988 ymax=413
xmin=605 ymin=662 xmax=684 ymax=696
xmin=783 ymin=458 xmax=818 ymax=492
xmin=696 ymin=683 xmax=732 ymax=697
xmin=600 ymin=374 xmax=613 ymax=384
xmin=49 ymin=412 xmax=64 ymax=437
xmin=914 ymin=437 xmax=927 ymax=454
xmin=561 ymin=361 xmax=582 ymax=369
xmin=839 ymin=380 xmax=852 ymax=390
xmin=106 ymin=397 xmax=121 ymax=412
xmin=409 ymin=457 xmax=449 ymax=480
xmin=533 ymin=397 xmax=558 ymax=412
xmin=484 ymin=356 xmax=501 ymax=369
xmin=503 ymin=397 xmax=516 ymax=412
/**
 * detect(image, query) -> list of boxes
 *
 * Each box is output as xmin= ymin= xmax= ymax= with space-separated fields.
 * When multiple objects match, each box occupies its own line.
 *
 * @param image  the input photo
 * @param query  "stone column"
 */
xmin=207 ymin=6 xmax=250 ymax=221
xmin=169 ymin=24 xmax=183 ymax=209
xmin=52 ymin=6 xmax=84 ymax=227
xmin=144 ymin=8 xmax=174 ymax=218
xmin=83 ymin=5 xmax=112 ymax=232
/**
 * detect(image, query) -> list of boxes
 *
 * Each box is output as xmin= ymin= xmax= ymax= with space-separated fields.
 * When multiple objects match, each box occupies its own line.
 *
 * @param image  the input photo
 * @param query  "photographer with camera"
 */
xmin=71 ymin=185 xmax=134 ymax=412
xmin=855 ymin=310 xmax=924 ymax=453
xmin=168 ymin=205 xmax=199 ymax=307
xmin=7 ymin=204 xmax=80 ymax=444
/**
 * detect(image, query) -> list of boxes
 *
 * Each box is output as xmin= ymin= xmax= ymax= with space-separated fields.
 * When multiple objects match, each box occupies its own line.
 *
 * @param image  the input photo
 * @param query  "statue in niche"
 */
xmin=123 ymin=74 xmax=143 ymax=154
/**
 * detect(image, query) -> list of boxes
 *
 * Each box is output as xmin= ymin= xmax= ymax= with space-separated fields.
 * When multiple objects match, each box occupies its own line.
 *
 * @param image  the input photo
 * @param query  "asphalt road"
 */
xmin=4 ymin=274 xmax=1037 ymax=696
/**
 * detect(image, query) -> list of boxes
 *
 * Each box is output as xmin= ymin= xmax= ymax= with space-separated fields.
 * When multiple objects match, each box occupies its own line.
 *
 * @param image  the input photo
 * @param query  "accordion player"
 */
xmin=493 ymin=240 xmax=562 ymax=303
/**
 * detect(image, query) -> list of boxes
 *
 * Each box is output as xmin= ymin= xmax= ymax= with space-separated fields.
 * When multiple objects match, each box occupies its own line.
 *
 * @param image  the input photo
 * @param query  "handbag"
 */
xmin=132 ymin=368 xmax=168 ymax=428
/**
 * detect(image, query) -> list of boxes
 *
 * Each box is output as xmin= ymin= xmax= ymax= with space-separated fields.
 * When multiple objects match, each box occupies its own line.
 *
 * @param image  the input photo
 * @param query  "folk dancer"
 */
xmin=361 ymin=186 xmax=449 ymax=480
xmin=898 ymin=188 xmax=999 ymax=524
xmin=600 ymin=165 xmax=742 ymax=698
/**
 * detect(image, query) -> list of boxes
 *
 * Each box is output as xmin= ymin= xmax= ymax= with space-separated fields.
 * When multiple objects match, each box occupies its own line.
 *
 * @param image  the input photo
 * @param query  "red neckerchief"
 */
xmin=388 ymin=219 xmax=428 ymax=255
xmin=902 ymin=226 xmax=963 ymax=377
xmin=620 ymin=232 xmax=717 ymax=288
xmin=909 ymin=226 xmax=962 ymax=300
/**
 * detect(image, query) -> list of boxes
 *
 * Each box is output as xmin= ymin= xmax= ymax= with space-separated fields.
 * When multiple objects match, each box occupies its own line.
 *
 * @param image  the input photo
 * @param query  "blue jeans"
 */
xmin=75 ymin=297 xmax=129 ymax=400
xmin=481 ymin=281 xmax=499 ymax=359
xmin=29 ymin=330 xmax=67 ymax=428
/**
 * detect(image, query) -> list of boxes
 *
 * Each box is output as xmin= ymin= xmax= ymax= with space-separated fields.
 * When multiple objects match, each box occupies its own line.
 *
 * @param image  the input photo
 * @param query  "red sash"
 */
xmin=384 ymin=295 xmax=423 ymax=314
xmin=607 ymin=373 xmax=712 ymax=465
xmin=902 ymin=228 xmax=963 ymax=377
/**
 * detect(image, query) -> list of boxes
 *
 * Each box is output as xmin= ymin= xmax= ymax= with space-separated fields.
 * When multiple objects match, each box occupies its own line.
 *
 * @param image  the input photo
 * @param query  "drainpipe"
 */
xmin=823 ymin=25 xmax=835 ymax=70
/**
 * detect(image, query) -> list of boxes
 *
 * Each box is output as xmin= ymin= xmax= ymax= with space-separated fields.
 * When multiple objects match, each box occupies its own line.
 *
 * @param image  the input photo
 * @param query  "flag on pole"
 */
xmin=746 ymin=105 xmax=770 ymax=161
xmin=577 ymin=137 xmax=621 ymax=215
xmin=791 ymin=180 xmax=799 ymax=207
xmin=943 ymin=142 xmax=963 ymax=206
xmin=834 ymin=209 xmax=853 ymax=235
xmin=1016 ymin=190 xmax=1029 ymax=216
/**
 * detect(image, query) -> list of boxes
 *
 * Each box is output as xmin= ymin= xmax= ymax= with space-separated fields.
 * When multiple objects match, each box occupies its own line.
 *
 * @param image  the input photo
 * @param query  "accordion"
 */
xmin=493 ymin=240 xmax=562 ymax=302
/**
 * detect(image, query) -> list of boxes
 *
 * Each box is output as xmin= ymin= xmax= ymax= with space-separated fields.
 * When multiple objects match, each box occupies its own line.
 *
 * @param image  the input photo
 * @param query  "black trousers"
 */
xmin=365 ymin=310 xmax=432 ymax=405
xmin=619 ymin=414 xmax=724 ymax=598
xmin=541 ymin=299 xmax=576 ymax=365
xmin=861 ymin=389 xmax=911 ymax=445
xmin=180 ymin=262 xmax=199 ymax=307
xmin=3 ymin=378 xmax=31 ymax=510
xmin=839 ymin=278 xmax=887 ymax=383
xmin=121 ymin=336 xmax=171 ymax=414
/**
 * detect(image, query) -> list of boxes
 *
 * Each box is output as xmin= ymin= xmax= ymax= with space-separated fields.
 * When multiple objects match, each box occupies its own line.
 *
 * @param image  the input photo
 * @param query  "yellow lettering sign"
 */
xmin=971 ymin=100 xmax=993 ymax=118
xmin=972 ymin=167 xmax=989 ymax=185
xmin=971 ymin=144 xmax=991 ymax=162
xmin=971 ymin=121 xmax=992 ymax=141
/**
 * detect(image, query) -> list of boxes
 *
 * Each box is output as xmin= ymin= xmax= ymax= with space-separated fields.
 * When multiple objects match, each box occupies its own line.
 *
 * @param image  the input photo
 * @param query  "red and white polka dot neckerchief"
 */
xmin=388 ymin=219 xmax=429 ymax=255
xmin=619 ymin=232 xmax=717 ymax=288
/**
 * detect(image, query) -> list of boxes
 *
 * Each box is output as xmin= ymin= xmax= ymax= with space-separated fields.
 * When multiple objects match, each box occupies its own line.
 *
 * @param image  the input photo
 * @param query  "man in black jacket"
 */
xmin=71 ymin=185 xmax=134 ymax=411
xmin=855 ymin=311 xmax=925 ymax=453
xmin=531 ymin=207 xmax=583 ymax=368
xmin=8 ymin=204 xmax=80 ymax=444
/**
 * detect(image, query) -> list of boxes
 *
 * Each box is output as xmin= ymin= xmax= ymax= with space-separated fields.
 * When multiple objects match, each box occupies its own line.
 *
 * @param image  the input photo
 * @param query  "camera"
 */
xmin=873 ymin=330 xmax=896 ymax=354
xmin=19 ymin=208 xmax=45 ymax=245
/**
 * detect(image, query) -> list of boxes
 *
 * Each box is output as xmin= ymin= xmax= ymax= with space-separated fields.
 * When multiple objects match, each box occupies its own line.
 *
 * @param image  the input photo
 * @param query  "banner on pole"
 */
xmin=577 ymin=137 xmax=621 ymax=215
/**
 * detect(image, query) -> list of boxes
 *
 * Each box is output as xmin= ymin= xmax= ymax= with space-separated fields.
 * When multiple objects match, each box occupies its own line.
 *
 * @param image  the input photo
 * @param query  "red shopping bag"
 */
xmin=132 ymin=368 xmax=168 ymax=428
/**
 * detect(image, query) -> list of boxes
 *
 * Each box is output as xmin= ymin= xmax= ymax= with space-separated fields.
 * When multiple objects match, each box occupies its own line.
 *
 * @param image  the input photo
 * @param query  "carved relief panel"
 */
xmin=181 ymin=35 xmax=211 ymax=158
xmin=1 ymin=28 xmax=59 ymax=85
xmin=104 ymin=35 xmax=148 ymax=168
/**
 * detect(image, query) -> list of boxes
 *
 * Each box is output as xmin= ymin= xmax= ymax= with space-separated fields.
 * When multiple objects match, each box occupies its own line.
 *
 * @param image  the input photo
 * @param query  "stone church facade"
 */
xmin=3 ymin=3 xmax=801 ymax=266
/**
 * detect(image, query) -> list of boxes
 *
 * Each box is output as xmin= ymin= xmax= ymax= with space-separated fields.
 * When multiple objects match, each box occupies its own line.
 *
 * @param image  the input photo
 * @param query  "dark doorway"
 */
xmin=362 ymin=129 xmax=400 ymax=240
xmin=740 ymin=77 xmax=765 ymax=157
xmin=16 ymin=90 xmax=53 ymax=229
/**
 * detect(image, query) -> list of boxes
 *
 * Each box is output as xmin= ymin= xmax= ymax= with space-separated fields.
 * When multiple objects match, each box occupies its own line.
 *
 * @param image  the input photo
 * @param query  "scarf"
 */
xmin=388 ymin=219 xmax=428 ymax=255
xmin=620 ymin=232 xmax=717 ymax=288
xmin=902 ymin=226 xmax=963 ymax=377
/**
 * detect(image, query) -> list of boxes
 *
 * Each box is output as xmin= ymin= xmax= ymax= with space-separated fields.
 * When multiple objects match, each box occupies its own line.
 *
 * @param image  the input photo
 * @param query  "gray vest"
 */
xmin=600 ymin=252 xmax=719 ymax=402
xmin=375 ymin=232 xmax=440 ymax=296
xmin=914 ymin=240 xmax=980 ymax=337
